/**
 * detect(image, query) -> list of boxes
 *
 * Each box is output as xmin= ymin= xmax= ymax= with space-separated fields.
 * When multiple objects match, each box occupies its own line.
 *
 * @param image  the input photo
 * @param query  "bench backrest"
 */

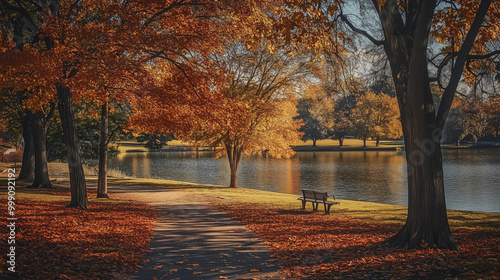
xmin=301 ymin=190 xmax=329 ymax=202
xmin=302 ymin=190 xmax=316 ymax=199
xmin=314 ymin=191 xmax=328 ymax=202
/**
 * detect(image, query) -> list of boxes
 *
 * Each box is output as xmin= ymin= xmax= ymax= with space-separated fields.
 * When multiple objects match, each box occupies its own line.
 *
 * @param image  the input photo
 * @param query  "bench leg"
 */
xmin=301 ymin=200 xmax=306 ymax=210
xmin=324 ymin=204 xmax=332 ymax=215
xmin=313 ymin=202 xmax=318 ymax=211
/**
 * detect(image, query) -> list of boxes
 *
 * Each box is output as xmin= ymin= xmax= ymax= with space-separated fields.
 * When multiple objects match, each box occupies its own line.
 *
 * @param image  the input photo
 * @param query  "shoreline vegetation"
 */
xmin=116 ymin=138 xmax=500 ymax=153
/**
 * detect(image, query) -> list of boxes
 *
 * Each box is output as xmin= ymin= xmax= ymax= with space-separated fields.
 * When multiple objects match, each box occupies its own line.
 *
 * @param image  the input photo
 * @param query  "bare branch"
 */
xmin=339 ymin=13 xmax=385 ymax=46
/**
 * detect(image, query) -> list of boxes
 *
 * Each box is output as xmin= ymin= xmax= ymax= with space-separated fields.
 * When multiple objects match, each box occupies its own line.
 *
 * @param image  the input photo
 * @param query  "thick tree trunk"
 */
xmin=338 ymin=137 xmax=344 ymax=147
xmin=377 ymin=0 xmax=457 ymax=249
xmin=28 ymin=111 xmax=53 ymax=188
xmin=97 ymin=102 xmax=109 ymax=198
xmin=17 ymin=113 xmax=35 ymax=181
xmin=386 ymin=104 xmax=456 ymax=249
xmin=57 ymin=85 xmax=88 ymax=208
xmin=225 ymin=143 xmax=243 ymax=188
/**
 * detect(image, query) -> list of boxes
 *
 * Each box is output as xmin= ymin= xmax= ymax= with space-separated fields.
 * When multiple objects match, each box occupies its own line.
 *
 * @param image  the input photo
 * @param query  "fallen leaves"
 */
xmin=213 ymin=201 xmax=500 ymax=279
xmin=0 ymin=196 xmax=156 ymax=280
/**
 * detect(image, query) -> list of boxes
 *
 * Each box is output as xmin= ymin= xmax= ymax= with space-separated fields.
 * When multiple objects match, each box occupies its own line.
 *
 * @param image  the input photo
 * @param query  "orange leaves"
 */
xmin=0 ymin=196 xmax=156 ymax=280
xmin=431 ymin=0 xmax=500 ymax=84
xmin=213 ymin=201 xmax=500 ymax=279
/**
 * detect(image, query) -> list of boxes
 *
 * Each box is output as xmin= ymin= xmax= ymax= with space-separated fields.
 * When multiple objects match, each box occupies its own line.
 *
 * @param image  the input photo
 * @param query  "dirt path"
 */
xmin=107 ymin=184 xmax=283 ymax=280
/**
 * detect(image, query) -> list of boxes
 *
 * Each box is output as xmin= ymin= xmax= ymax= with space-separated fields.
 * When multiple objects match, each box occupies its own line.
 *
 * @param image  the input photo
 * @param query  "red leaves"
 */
xmin=0 ymin=198 xmax=156 ymax=279
xmin=213 ymin=202 xmax=500 ymax=279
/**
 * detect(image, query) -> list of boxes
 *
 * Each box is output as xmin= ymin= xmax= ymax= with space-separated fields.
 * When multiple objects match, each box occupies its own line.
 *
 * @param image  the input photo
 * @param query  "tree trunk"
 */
xmin=377 ymin=0 xmax=457 ymax=249
xmin=28 ymin=111 xmax=53 ymax=188
xmin=338 ymin=137 xmax=344 ymax=147
xmin=97 ymin=102 xmax=109 ymax=198
xmin=17 ymin=113 xmax=35 ymax=181
xmin=225 ymin=142 xmax=243 ymax=188
xmin=363 ymin=137 xmax=367 ymax=147
xmin=376 ymin=137 xmax=380 ymax=147
xmin=312 ymin=138 xmax=317 ymax=146
xmin=386 ymin=101 xmax=456 ymax=249
xmin=57 ymin=85 xmax=88 ymax=208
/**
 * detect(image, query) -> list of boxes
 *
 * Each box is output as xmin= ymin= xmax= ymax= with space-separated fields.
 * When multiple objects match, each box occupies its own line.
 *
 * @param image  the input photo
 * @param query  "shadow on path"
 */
xmin=108 ymin=184 xmax=282 ymax=280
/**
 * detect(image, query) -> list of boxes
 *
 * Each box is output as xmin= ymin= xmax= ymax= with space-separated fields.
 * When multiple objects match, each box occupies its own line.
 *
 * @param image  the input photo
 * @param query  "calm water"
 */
xmin=104 ymin=149 xmax=500 ymax=212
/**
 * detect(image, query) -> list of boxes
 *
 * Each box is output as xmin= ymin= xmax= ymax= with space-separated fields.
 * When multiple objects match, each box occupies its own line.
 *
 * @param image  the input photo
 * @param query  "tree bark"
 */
xmin=28 ymin=111 xmax=53 ymax=188
xmin=97 ymin=102 xmax=109 ymax=198
xmin=225 ymin=142 xmax=243 ymax=188
xmin=376 ymin=137 xmax=380 ymax=147
xmin=338 ymin=137 xmax=344 ymax=147
xmin=57 ymin=85 xmax=88 ymax=208
xmin=17 ymin=113 xmax=35 ymax=181
xmin=377 ymin=0 xmax=457 ymax=249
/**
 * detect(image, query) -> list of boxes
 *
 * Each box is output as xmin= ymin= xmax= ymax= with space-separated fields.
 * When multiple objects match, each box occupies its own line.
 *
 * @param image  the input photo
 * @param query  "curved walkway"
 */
xmin=109 ymin=184 xmax=282 ymax=280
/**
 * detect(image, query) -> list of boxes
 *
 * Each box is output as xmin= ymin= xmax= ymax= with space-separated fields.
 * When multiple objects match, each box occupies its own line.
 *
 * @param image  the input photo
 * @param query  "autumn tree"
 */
xmin=184 ymin=44 xmax=304 ymax=188
xmin=486 ymin=96 xmax=500 ymax=143
xmin=461 ymin=99 xmax=491 ymax=143
xmin=351 ymin=91 xmax=401 ymax=147
xmin=345 ymin=0 xmax=499 ymax=249
xmin=272 ymin=0 xmax=499 ymax=249
xmin=297 ymin=97 xmax=330 ymax=146
xmin=2 ymin=0 xmax=268 ymax=205
xmin=0 ymin=88 xmax=34 ymax=180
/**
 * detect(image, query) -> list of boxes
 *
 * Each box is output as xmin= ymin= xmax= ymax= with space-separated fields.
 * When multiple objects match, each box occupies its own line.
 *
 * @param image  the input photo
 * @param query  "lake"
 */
xmin=104 ymin=149 xmax=500 ymax=213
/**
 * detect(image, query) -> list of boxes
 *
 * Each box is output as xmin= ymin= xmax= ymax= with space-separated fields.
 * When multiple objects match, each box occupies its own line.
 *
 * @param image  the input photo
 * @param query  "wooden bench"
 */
xmin=298 ymin=189 xmax=339 ymax=214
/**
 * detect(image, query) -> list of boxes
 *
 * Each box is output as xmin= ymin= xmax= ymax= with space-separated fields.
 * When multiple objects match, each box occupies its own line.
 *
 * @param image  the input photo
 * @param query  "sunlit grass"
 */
xmin=102 ymin=176 xmax=500 ymax=230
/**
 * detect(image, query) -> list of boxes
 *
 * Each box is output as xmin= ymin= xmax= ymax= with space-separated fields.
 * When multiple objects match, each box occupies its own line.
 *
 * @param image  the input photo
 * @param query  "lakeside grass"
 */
xmin=97 ymin=175 xmax=499 ymax=231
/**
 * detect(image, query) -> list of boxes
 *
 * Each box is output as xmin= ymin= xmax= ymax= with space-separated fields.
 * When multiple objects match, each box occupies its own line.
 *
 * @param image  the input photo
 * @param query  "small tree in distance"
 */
xmin=352 ymin=92 xmax=402 ymax=147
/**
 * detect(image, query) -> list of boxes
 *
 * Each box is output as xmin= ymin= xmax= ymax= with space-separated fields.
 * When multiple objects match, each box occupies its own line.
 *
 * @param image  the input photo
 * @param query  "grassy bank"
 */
xmin=99 ymin=176 xmax=500 ymax=231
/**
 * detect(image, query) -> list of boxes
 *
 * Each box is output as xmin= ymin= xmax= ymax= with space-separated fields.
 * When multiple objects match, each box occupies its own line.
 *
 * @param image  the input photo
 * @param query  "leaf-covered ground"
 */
xmin=0 ymin=190 xmax=157 ymax=280
xmin=214 ymin=202 xmax=500 ymax=280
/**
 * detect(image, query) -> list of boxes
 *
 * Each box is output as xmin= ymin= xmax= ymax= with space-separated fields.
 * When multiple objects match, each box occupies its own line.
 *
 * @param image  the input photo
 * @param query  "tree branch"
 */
xmin=436 ymin=0 xmax=492 ymax=128
xmin=339 ymin=13 xmax=385 ymax=46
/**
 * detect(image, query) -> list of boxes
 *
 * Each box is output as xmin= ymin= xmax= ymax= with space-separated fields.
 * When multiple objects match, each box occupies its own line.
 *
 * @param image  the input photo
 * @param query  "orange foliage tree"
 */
xmin=351 ymin=91 xmax=401 ymax=147
xmin=131 ymin=44 xmax=305 ymax=188
xmin=1 ymin=0 xmax=272 ymax=207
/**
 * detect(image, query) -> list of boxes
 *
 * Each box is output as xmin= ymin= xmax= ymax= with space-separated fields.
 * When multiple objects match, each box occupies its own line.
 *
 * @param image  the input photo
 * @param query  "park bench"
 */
xmin=298 ymin=189 xmax=339 ymax=214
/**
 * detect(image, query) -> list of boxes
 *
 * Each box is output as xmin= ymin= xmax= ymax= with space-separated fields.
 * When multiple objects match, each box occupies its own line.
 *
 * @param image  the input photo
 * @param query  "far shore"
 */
xmin=117 ymin=138 xmax=499 ymax=153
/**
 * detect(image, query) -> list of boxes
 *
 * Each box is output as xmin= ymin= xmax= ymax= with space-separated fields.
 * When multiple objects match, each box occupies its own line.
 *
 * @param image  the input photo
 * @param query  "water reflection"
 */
xmin=105 ymin=149 xmax=499 ymax=212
